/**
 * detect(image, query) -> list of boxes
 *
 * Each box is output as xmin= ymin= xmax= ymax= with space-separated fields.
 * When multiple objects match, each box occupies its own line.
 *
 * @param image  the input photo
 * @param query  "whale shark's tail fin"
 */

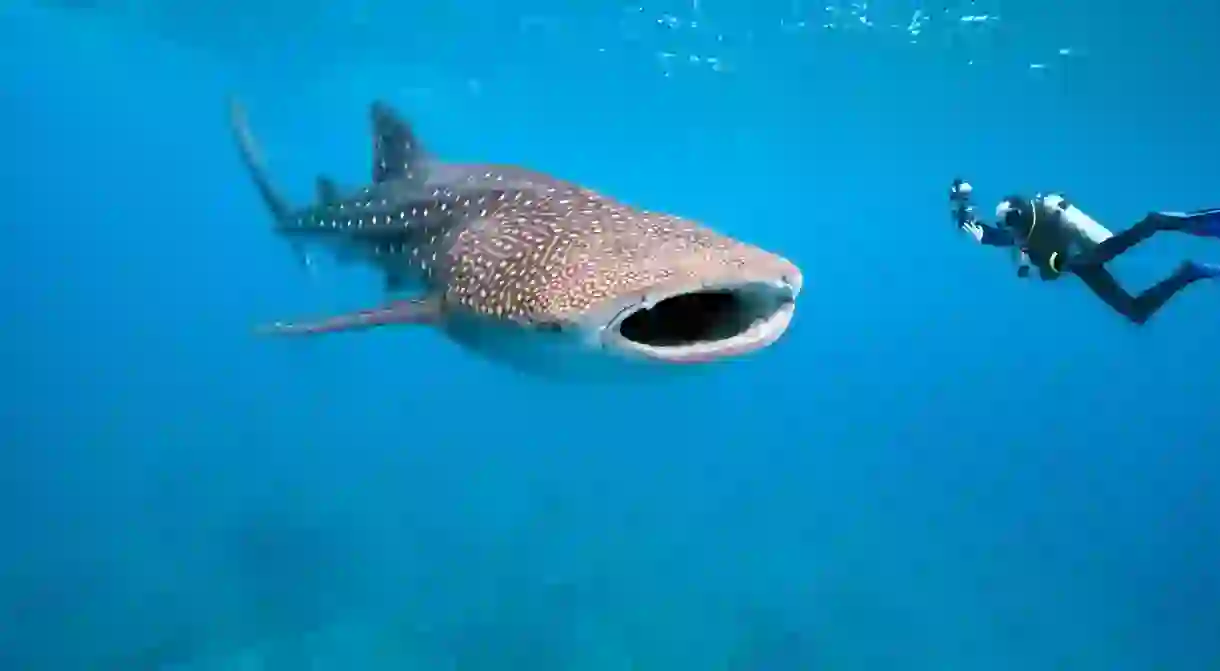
xmin=227 ymin=98 xmax=291 ymax=222
xmin=227 ymin=97 xmax=314 ymax=271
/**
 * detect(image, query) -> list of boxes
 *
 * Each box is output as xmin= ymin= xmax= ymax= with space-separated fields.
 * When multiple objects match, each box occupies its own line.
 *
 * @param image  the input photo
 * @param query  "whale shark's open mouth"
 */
xmin=606 ymin=281 xmax=799 ymax=363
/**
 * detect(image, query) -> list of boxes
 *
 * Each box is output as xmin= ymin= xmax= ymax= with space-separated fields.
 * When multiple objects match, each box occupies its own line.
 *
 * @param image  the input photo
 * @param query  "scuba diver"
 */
xmin=950 ymin=178 xmax=1220 ymax=325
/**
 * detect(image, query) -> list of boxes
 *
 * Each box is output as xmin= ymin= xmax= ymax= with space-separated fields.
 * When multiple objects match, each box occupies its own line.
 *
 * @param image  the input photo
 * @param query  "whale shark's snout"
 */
xmin=534 ymin=219 xmax=804 ymax=365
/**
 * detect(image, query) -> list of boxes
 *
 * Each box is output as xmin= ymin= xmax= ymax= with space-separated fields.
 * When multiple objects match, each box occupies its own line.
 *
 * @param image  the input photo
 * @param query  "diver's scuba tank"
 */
xmin=1041 ymin=194 xmax=1113 ymax=246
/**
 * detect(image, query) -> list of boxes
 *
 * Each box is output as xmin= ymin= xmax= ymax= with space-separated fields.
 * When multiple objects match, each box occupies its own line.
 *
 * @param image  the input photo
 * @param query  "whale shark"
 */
xmin=228 ymin=99 xmax=802 ymax=376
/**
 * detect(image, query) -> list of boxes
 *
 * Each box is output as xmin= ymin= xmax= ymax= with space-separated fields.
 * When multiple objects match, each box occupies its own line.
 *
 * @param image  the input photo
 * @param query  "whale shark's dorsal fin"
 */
xmin=370 ymin=101 xmax=427 ymax=188
xmin=315 ymin=175 xmax=340 ymax=204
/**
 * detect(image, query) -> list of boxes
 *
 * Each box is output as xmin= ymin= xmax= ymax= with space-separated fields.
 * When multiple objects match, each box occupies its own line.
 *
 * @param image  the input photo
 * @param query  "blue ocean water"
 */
xmin=2 ymin=0 xmax=1218 ymax=668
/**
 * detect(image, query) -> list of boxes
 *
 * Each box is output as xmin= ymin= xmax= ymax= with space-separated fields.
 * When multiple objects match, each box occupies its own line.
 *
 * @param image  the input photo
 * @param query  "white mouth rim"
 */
xmin=602 ymin=281 xmax=798 ymax=363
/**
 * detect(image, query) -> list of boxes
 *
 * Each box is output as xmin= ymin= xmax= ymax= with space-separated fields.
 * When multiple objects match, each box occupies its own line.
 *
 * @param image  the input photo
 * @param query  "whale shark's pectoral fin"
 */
xmin=370 ymin=100 xmax=427 ymax=189
xmin=256 ymin=297 xmax=440 ymax=336
xmin=315 ymin=175 xmax=341 ymax=204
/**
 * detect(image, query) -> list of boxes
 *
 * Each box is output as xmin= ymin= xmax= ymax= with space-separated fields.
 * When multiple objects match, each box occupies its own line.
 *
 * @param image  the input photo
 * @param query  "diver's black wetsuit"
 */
xmin=1060 ymin=213 xmax=1205 ymax=325
xmin=961 ymin=191 xmax=1220 ymax=325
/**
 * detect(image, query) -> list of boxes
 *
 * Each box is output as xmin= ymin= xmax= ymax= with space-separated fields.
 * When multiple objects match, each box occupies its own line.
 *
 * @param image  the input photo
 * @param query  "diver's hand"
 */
xmin=960 ymin=220 xmax=985 ymax=243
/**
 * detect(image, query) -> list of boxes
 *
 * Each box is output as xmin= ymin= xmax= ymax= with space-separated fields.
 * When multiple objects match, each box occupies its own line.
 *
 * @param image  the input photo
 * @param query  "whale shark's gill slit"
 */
xmin=617 ymin=284 xmax=793 ymax=348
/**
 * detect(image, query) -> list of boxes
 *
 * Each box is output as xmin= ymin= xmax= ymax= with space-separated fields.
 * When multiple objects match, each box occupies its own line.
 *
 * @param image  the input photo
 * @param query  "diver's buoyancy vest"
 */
xmin=1002 ymin=196 xmax=1071 ymax=279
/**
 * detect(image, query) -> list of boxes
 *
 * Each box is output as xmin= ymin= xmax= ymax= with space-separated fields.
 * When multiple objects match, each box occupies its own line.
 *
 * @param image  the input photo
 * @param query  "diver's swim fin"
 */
xmin=255 ymin=297 xmax=441 ymax=336
xmin=1159 ymin=208 xmax=1220 ymax=238
xmin=1180 ymin=260 xmax=1220 ymax=283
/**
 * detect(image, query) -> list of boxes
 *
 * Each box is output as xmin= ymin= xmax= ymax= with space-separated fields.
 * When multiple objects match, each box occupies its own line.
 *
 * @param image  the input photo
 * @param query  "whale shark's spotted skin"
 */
xmin=229 ymin=99 xmax=802 ymax=375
